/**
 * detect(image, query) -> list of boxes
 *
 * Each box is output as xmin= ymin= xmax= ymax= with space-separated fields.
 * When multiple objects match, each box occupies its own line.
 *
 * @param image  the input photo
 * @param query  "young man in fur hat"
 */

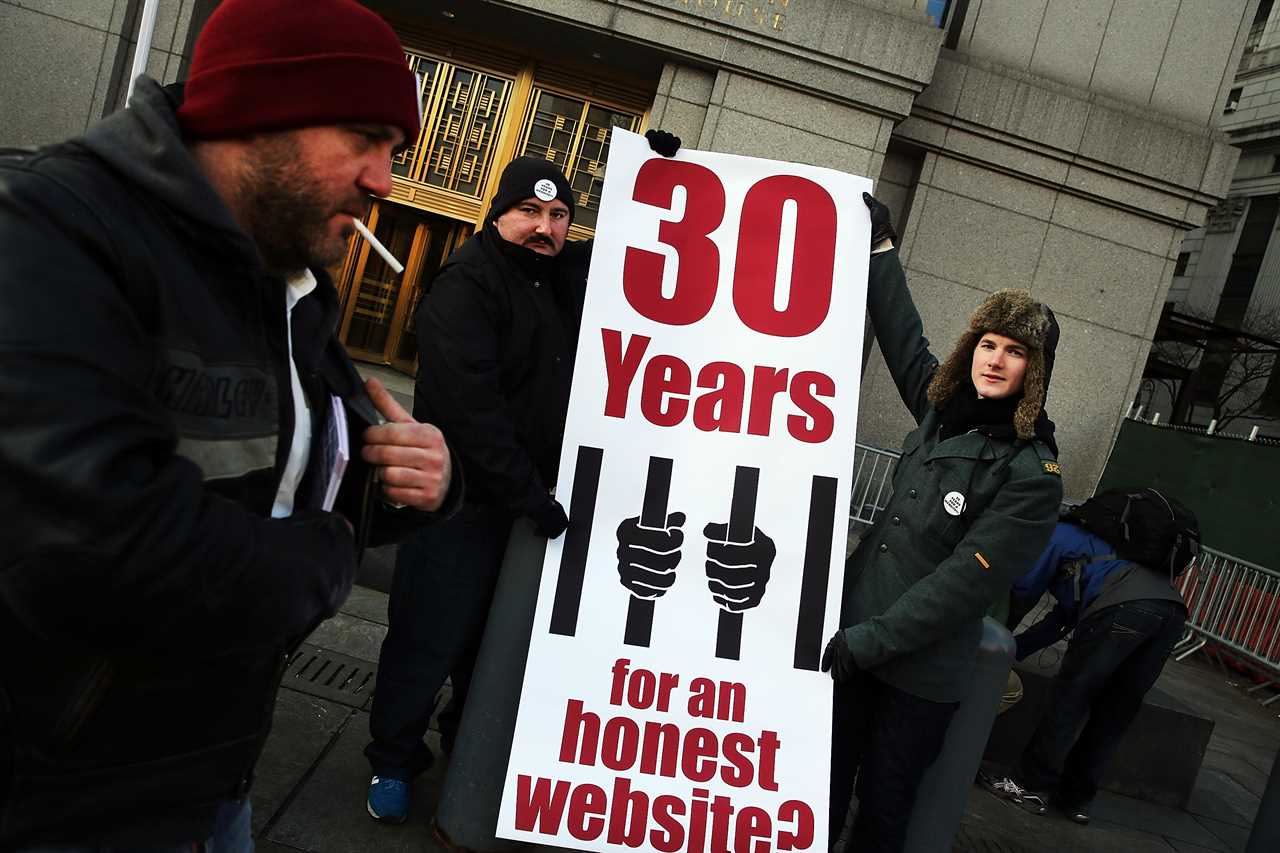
xmin=0 ymin=0 xmax=460 ymax=848
xmin=821 ymin=194 xmax=1063 ymax=852
xmin=364 ymin=132 xmax=679 ymax=823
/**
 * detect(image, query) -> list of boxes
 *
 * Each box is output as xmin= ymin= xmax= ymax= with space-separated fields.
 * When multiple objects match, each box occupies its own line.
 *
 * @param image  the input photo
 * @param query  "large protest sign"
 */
xmin=496 ymin=129 xmax=872 ymax=853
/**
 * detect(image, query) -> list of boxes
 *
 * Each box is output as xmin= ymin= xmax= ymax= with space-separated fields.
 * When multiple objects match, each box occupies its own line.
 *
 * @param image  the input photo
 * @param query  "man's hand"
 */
xmin=820 ymin=630 xmax=861 ymax=682
xmin=704 ymin=523 xmax=775 ymax=612
xmin=645 ymin=128 xmax=681 ymax=158
xmin=532 ymin=499 xmax=570 ymax=539
xmin=360 ymin=378 xmax=451 ymax=512
xmin=862 ymin=192 xmax=898 ymax=249
xmin=617 ymin=512 xmax=686 ymax=599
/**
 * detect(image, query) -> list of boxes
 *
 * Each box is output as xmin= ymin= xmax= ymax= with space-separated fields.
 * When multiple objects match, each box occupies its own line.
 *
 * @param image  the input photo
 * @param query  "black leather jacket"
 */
xmin=0 ymin=79 xmax=457 ymax=845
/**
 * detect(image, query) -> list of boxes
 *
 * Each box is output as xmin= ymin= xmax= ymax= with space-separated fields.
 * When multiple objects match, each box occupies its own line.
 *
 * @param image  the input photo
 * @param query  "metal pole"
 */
xmin=125 ymin=0 xmax=162 ymax=105
xmin=435 ymin=519 xmax=544 ymax=852
xmin=903 ymin=618 xmax=1017 ymax=853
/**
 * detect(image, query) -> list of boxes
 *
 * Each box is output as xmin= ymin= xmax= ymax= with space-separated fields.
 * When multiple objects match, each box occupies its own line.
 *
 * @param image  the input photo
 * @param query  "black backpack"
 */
xmin=1062 ymin=487 xmax=1201 ymax=578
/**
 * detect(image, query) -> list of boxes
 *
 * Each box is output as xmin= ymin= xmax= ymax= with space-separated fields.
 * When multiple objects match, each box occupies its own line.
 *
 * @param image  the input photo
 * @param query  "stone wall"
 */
xmin=871 ymin=50 xmax=1239 ymax=496
xmin=8 ymin=0 xmax=1251 ymax=497
xmin=498 ymin=0 xmax=1248 ymax=496
xmin=951 ymin=0 xmax=1251 ymax=127
xmin=650 ymin=64 xmax=897 ymax=177
xmin=0 ymin=0 xmax=198 ymax=148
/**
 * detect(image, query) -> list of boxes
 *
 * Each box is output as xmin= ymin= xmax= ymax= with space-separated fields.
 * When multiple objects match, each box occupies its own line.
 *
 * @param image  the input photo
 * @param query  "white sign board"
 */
xmin=497 ymin=129 xmax=872 ymax=853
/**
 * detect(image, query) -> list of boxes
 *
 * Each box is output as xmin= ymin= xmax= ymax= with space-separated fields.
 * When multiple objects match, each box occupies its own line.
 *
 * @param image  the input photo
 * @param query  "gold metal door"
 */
xmin=388 ymin=220 xmax=472 ymax=374
xmin=338 ymin=202 xmax=471 ymax=370
xmin=334 ymin=33 xmax=656 ymax=374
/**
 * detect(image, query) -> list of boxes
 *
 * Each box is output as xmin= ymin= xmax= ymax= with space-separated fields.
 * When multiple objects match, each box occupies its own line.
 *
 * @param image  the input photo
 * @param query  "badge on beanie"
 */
xmin=943 ymin=491 xmax=966 ymax=516
xmin=533 ymin=179 xmax=558 ymax=202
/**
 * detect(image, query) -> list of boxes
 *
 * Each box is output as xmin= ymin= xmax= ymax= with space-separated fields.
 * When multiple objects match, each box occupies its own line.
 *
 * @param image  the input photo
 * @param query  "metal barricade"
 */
xmin=847 ymin=440 xmax=1280 ymax=706
xmin=849 ymin=441 xmax=900 ymax=531
xmin=1174 ymin=546 xmax=1280 ymax=705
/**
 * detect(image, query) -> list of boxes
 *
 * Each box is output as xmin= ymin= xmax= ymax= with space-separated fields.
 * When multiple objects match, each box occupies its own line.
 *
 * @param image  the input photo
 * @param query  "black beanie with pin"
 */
xmin=486 ymin=156 xmax=575 ymax=225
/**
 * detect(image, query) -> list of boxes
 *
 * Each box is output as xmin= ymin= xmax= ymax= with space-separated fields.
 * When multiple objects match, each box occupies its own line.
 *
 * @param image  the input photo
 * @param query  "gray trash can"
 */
xmin=902 ymin=617 xmax=1016 ymax=853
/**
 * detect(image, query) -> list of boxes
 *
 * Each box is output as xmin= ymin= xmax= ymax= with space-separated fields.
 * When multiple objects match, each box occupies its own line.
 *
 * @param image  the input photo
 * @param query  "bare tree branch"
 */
xmin=1158 ymin=304 xmax=1280 ymax=429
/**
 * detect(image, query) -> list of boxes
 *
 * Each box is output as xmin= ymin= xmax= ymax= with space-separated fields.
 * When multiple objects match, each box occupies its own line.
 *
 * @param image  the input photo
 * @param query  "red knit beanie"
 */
xmin=177 ymin=0 xmax=420 ymax=142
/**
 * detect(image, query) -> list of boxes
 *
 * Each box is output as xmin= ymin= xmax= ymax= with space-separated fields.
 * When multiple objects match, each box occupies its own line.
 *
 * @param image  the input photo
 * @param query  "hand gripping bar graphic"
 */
xmin=714 ymin=465 xmax=758 ymax=660
xmin=549 ymin=444 xmax=839 ymax=673
xmin=622 ymin=456 xmax=675 ymax=647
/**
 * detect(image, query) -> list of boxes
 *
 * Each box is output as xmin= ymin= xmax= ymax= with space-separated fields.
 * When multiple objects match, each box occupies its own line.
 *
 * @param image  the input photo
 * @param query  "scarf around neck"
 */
xmin=938 ymin=379 xmax=1059 ymax=456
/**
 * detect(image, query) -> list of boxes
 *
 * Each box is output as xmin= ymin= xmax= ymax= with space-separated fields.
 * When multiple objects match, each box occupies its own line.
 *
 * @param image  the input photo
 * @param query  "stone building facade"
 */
xmin=1144 ymin=0 xmax=1280 ymax=434
xmin=0 ymin=0 xmax=1254 ymax=497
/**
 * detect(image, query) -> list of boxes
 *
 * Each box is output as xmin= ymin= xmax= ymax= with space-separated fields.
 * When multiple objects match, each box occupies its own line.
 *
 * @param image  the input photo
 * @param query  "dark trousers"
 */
xmin=1017 ymin=598 xmax=1186 ymax=806
xmin=830 ymin=669 xmax=958 ymax=853
xmin=365 ymin=503 xmax=513 ymax=780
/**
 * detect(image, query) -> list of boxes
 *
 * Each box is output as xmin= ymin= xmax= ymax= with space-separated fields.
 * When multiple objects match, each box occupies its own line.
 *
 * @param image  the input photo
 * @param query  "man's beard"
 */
xmin=238 ymin=135 xmax=360 ymax=275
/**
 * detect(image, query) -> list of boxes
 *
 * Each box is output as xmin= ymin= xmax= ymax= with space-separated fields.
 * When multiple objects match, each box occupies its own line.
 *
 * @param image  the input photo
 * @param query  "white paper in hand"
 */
xmin=322 ymin=394 xmax=349 ymax=512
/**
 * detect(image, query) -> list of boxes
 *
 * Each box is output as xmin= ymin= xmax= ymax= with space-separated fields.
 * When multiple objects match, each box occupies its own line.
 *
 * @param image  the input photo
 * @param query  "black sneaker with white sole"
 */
xmin=977 ymin=770 xmax=1048 ymax=815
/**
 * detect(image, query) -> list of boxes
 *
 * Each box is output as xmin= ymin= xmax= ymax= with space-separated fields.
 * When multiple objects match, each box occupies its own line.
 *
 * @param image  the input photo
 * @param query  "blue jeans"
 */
xmin=19 ymin=798 xmax=252 ymax=853
xmin=1018 ymin=598 xmax=1186 ymax=805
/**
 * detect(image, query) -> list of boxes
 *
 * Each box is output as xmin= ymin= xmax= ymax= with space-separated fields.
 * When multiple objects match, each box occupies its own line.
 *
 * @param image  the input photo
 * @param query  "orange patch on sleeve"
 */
xmin=975 ymin=552 xmax=991 ymax=570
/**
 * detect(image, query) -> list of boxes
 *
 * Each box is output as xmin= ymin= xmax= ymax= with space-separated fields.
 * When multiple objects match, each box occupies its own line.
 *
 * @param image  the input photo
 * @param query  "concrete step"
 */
xmin=984 ymin=663 xmax=1215 ymax=809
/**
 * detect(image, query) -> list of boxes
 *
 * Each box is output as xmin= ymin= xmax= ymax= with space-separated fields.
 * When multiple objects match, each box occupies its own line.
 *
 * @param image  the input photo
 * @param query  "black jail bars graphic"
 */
xmin=548 ymin=446 xmax=837 ymax=671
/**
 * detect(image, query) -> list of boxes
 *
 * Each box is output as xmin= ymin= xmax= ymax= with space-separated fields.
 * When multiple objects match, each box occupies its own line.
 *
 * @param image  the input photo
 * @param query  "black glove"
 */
xmin=820 ymin=630 xmax=861 ymax=682
xmin=531 ymin=499 xmax=569 ymax=539
xmin=862 ymin=192 xmax=898 ymax=247
xmin=703 ymin=522 xmax=775 ymax=612
xmin=645 ymin=128 xmax=681 ymax=158
xmin=617 ymin=511 xmax=686 ymax=598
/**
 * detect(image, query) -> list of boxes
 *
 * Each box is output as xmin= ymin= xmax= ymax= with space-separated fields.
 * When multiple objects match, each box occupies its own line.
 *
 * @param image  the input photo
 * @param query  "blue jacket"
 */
xmin=1011 ymin=522 xmax=1128 ymax=658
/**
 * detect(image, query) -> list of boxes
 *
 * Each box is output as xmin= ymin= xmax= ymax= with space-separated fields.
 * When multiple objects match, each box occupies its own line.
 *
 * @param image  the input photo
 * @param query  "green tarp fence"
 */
xmin=1097 ymin=420 xmax=1280 ymax=569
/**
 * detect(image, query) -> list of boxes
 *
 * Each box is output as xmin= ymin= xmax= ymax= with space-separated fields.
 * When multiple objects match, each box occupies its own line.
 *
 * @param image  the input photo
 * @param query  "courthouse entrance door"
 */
xmin=334 ymin=25 xmax=656 ymax=374
xmin=337 ymin=201 xmax=471 ymax=373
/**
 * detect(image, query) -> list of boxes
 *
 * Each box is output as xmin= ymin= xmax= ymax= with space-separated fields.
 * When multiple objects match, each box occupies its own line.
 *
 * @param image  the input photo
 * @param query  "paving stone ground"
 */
xmin=246 ymin=580 xmax=1274 ymax=853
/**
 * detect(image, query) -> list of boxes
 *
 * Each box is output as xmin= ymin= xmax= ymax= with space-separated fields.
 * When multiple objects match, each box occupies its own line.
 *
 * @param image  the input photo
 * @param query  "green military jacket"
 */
xmin=841 ymin=249 xmax=1062 ymax=703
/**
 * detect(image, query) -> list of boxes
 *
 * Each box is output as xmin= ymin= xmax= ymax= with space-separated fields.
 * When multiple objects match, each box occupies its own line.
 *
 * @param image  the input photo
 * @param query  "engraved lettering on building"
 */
xmin=673 ymin=0 xmax=790 ymax=31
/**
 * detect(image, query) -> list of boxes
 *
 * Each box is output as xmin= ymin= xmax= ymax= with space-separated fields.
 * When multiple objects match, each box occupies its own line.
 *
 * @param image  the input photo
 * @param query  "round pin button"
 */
xmin=943 ymin=491 xmax=966 ymax=516
xmin=533 ymin=178 xmax=557 ymax=201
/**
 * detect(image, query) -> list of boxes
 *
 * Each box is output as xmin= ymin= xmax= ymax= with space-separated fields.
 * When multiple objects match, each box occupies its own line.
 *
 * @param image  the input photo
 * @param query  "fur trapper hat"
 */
xmin=926 ymin=289 xmax=1059 ymax=440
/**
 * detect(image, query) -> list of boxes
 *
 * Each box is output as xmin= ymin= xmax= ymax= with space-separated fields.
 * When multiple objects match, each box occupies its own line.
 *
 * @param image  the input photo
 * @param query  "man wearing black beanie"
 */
xmin=364 ymin=134 xmax=680 ymax=822
xmin=364 ymin=160 xmax=576 ymax=823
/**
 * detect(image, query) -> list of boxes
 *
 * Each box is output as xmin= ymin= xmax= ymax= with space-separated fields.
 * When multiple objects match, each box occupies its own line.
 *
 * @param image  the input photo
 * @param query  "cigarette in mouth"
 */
xmin=352 ymin=218 xmax=404 ymax=274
